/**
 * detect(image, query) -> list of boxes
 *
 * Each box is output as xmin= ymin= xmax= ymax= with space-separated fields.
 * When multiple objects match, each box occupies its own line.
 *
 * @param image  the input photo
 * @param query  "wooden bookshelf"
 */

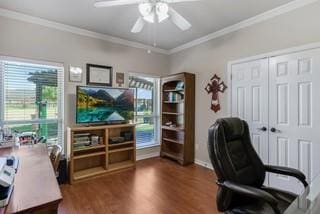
xmin=68 ymin=124 xmax=136 ymax=184
xmin=160 ymin=72 xmax=195 ymax=165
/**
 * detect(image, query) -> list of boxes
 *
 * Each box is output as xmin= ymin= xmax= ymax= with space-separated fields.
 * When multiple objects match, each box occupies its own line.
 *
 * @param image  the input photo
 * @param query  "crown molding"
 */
xmin=0 ymin=8 xmax=170 ymax=55
xmin=0 ymin=0 xmax=318 ymax=56
xmin=169 ymin=0 xmax=320 ymax=54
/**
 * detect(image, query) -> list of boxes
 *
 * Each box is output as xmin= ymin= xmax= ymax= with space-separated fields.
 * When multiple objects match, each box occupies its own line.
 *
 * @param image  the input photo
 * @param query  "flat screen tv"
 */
xmin=76 ymin=86 xmax=134 ymax=124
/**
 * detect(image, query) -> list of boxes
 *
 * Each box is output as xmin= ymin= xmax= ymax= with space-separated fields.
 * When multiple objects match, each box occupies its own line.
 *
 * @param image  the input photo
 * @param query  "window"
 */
xmin=129 ymin=75 xmax=160 ymax=148
xmin=0 ymin=58 xmax=64 ymax=148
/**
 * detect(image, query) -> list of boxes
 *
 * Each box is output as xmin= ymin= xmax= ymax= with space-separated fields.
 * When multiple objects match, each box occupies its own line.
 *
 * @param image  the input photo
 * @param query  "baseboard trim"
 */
xmin=136 ymin=154 xmax=214 ymax=171
xmin=136 ymin=152 xmax=160 ymax=161
xmin=195 ymin=159 xmax=214 ymax=170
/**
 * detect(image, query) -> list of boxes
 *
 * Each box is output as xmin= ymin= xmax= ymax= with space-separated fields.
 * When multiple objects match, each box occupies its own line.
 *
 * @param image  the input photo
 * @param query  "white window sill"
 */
xmin=137 ymin=143 xmax=160 ymax=150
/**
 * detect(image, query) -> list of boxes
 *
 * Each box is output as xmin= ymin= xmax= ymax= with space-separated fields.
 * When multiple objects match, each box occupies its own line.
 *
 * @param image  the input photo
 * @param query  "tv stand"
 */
xmin=68 ymin=123 xmax=136 ymax=184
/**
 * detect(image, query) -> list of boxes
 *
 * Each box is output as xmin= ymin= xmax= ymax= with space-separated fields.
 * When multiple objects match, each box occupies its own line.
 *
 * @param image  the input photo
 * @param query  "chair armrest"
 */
xmin=265 ymin=165 xmax=308 ymax=187
xmin=219 ymin=181 xmax=281 ymax=214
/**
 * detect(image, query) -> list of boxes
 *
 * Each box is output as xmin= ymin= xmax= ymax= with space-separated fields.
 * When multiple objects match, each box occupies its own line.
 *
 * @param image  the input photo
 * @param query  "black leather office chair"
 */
xmin=208 ymin=118 xmax=308 ymax=214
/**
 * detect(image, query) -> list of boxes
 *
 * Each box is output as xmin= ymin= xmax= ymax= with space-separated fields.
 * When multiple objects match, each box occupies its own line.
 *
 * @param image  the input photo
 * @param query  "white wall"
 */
xmin=169 ymin=1 xmax=320 ymax=164
xmin=0 ymin=16 xmax=170 ymax=156
xmin=2 ymin=1 xmax=320 ymax=165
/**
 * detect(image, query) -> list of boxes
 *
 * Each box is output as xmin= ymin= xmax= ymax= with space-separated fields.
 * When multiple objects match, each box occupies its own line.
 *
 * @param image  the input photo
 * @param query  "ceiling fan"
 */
xmin=94 ymin=0 xmax=200 ymax=33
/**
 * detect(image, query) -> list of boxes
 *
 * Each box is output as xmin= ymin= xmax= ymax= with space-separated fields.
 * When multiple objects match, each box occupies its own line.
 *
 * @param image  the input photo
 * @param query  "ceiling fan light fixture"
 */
xmin=138 ymin=2 xmax=152 ymax=17
xmin=157 ymin=13 xmax=169 ymax=23
xmin=95 ymin=0 xmax=195 ymax=34
xmin=156 ymin=2 xmax=169 ymax=23
xmin=143 ymin=13 xmax=155 ymax=23
xmin=156 ymin=2 xmax=169 ymax=15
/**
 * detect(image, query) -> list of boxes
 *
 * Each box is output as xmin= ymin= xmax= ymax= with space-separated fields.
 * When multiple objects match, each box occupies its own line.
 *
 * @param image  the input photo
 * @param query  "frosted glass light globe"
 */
xmin=156 ymin=2 xmax=169 ymax=15
xmin=156 ymin=2 xmax=169 ymax=23
xmin=139 ymin=3 xmax=152 ymax=17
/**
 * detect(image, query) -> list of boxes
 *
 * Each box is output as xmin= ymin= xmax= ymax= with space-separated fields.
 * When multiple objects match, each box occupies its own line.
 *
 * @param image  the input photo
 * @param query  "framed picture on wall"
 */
xmin=69 ymin=66 xmax=83 ymax=82
xmin=116 ymin=72 xmax=125 ymax=87
xmin=86 ymin=64 xmax=113 ymax=86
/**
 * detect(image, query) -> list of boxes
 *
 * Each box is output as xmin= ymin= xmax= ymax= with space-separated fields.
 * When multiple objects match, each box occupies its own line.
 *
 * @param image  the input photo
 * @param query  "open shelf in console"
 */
xmin=72 ymin=128 xmax=105 ymax=154
xmin=68 ymin=124 xmax=136 ymax=184
xmin=108 ymin=149 xmax=135 ymax=172
xmin=73 ymin=154 xmax=106 ymax=181
xmin=107 ymin=125 xmax=135 ymax=172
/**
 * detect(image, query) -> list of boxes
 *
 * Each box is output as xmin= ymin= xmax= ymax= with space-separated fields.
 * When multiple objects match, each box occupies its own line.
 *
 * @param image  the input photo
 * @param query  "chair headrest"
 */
xmin=216 ymin=118 xmax=244 ymax=141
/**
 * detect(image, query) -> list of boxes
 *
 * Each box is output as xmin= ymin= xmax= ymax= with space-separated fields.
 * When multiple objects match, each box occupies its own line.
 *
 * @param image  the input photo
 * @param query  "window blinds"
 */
xmin=129 ymin=76 xmax=154 ymax=90
xmin=0 ymin=59 xmax=64 ymax=147
xmin=0 ymin=62 xmax=4 ymax=126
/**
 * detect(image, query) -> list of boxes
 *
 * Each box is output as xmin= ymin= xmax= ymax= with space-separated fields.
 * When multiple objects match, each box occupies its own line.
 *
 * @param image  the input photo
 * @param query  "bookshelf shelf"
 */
xmin=161 ymin=126 xmax=185 ymax=131
xmin=163 ymin=100 xmax=184 ymax=104
xmin=73 ymin=151 xmax=105 ymax=160
xmin=163 ymin=138 xmax=184 ymax=145
xmin=73 ymin=144 xmax=106 ymax=152
xmin=108 ymin=147 xmax=134 ymax=153
xmin=108 ymin=160 xmax=135 ymax=172
xmin=68 ymin=124 xmax=136 ymax=184
xmin=74 ymin=167 xmax=106 ymax=181
xmin=162 ymin=112 xmax=184 ymax=115
xmin=160 ymin=73 xmax=195 ymax=166
xmin=161 ymin=151 xmax=183 ymax=161
xmin=163 ymin=89 xmax=184 ymax=93
xmin=108 ymin=141 xmax=134 ymax=148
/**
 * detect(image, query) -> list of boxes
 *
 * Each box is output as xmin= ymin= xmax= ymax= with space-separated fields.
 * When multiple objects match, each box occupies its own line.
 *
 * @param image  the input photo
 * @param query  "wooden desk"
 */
xmin=0 ymin=144 xmax=62 ymax=213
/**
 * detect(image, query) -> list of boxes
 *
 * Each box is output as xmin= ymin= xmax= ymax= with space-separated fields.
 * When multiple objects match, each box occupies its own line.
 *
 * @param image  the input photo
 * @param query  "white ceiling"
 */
xmin=0 ymin=0 xmax=294 ymax=50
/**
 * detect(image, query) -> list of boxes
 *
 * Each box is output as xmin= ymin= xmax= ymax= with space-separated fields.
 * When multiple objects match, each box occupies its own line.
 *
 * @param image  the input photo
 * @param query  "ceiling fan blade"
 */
xmin=168 ymin=8 xmax=191 ymax=31
xmin=94 ymin=0 xmax=143 ymax=7
xmin=131 ymin=17 xmax=145 ymax=33
xmin=163 ymin=0 xmax=200 ymax=3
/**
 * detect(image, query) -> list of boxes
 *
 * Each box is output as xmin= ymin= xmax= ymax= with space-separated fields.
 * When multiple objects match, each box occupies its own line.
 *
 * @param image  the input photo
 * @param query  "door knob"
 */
xmin=257 ymin=127 xmax=267 ymax=131
xmin=270 ymin=127 xmax=280 ymax=133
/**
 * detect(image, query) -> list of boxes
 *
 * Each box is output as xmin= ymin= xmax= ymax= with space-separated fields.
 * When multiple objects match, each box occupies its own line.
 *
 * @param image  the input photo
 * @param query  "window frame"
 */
xmin=0 ymin=56 xmax=64 ymax=149
xmin=129 ymin=72 xmax=160 ymax=149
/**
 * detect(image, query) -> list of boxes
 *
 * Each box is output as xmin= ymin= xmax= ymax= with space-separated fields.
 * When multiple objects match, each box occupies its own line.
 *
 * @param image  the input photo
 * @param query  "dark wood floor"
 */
xmin=58 ymin=157 xmax=218 ymax=214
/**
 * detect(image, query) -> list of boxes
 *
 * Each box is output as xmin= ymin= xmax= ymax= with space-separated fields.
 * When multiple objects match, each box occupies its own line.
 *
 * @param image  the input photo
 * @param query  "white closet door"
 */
xmin=231 ymin=59 xmax=269 ymax=165
xmin=269 ymin=48 xmax=320 ymax=194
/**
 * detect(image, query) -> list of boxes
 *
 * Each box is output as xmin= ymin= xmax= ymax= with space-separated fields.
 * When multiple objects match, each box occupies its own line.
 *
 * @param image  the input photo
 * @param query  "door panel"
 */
xmin=231 ymin=59 xmax=269 ymax=165
xmin=269 ymin=48 xmax=320 ymax=194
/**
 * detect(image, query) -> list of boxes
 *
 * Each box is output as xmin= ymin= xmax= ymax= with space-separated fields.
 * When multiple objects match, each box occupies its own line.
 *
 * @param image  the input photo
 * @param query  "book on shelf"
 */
xmin=74 ymin=133 xmax=91 ymax=137
xmin=73 ymin=141 xmax=91 ymax=145
xmin=175 ymin=82 xmax=184 ymax=90
xmin=166 ymin=92 xmax=183 ymax=102
xmin=74 ymin=137 xmax=90 ymax=141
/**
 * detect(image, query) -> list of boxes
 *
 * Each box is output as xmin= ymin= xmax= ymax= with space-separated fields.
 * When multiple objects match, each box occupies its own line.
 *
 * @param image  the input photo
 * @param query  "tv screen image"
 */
xmin=76 ymin=86 xmax=134 ymax=124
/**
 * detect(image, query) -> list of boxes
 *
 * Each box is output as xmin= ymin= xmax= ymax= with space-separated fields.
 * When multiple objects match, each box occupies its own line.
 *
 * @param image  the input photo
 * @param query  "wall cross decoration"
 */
xmin=205 ymin=74 xmax=227 ymax=113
